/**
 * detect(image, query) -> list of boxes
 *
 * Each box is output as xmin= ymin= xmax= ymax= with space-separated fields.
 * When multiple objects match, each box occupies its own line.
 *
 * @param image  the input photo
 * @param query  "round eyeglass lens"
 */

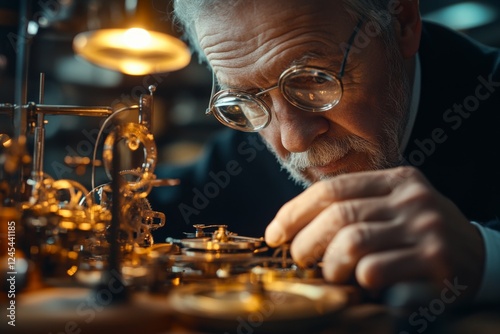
xmin=280 ymin=67 xmax=342 ymax=111
xmin=212 ymin=91 xmax=270 ymax=131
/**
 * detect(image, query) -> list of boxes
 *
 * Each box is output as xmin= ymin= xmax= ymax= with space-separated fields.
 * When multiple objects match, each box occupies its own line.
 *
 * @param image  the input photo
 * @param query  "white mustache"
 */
xmin=285 ymin=135 xmax=377 ymax=170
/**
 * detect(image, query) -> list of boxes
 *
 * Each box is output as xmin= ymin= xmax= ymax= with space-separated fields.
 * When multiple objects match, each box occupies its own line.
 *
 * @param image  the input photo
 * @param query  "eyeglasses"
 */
xmin=205 ymin=19 xmax=364 ymax=132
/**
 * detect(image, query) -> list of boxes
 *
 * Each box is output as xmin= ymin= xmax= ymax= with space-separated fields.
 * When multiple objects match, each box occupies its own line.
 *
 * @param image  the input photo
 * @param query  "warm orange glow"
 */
xmin=122 ymin=28 xmax=152 ymax=49
xmin=73 ymin=28 xmax=191 ymax=75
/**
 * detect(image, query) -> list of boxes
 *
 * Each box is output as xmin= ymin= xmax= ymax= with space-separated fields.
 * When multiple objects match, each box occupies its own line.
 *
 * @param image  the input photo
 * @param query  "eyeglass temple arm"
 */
xmin=206 ymin=70 xmax=217 ymax=115
xmin=339 ymin=18 xmax=364 ymax=78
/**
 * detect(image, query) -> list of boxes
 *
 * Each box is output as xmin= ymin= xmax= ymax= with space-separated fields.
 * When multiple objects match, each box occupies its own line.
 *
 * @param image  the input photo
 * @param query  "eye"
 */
xmin=224 ymin=105 xmax=243 ymax=114
xmin=312 ymin=76 xmax=328 ymax=84
xmin=286 ymin=71 xmax=332 ymax=88
xmin=287 ymin=77 xmax=335 ymax=95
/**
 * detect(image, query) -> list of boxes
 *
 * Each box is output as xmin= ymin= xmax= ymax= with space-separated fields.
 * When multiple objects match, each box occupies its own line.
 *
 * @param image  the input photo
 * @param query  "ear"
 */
xmin=392 ymin=0 xmax=422 ymax=59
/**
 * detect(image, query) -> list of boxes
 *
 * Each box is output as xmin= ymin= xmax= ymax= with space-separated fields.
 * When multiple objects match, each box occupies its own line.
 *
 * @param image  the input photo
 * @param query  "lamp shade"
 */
xmin=73 ymin=27 xmax=191 ymax=75
xmin=72 ymin=0 xmax=191 ymax=75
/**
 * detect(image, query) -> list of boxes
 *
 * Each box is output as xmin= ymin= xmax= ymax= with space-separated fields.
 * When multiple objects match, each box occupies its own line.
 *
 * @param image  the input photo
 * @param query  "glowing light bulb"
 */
xmin=122 ymin=28 xmax=152 ymax=49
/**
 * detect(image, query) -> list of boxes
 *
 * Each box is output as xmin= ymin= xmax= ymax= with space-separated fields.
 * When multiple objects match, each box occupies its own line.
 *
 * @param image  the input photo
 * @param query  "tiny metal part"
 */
xmin=180 ymin=224 xmax=264 ymax=252
xmin=272 ymin=242 xmax=292 ymax=268
xmin=192 ymin=224 xmax=228 ymax=238
xmin=229 ymin=234 xmax=264 ymax=243
xmin=212 ymin=226 xmax=229 ymax=242
xmin=64 ymin=156 xmax=102 ymax=167
xmin=0 ymin=133 xmax=11 ymax=146
xmin=192 ymin=224 xmax=207 ymax=237
xmin=142 ymin=209 xmax=166 ymax=231
xmin=102 ymin=122 xmax=157 ymax=180
xmin=150 ymin=178 xmax=180 ymax=187
xmin=139 ymin=93 xmax=153 ymax=131
xmin=178 ymin=250 xmax=254 ymax=262
xmin=179 ymin=238 xmax=262 ymax=251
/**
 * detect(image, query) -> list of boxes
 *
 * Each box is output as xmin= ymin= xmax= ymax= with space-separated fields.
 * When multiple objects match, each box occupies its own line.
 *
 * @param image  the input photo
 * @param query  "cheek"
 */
xmin=334 ymin=51 xmax=399 ymax=141
xmin=321 ymin=94 xmax=387 ymax=146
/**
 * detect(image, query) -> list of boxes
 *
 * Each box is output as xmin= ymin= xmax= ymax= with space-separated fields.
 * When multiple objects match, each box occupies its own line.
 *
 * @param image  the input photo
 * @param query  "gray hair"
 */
xmin=172 ymin=0 xmax=398 ymax=63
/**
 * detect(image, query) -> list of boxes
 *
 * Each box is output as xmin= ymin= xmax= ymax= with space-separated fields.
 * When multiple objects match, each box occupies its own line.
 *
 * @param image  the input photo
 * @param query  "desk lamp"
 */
xmin=72 ymin=0 xmax=191 ymax=75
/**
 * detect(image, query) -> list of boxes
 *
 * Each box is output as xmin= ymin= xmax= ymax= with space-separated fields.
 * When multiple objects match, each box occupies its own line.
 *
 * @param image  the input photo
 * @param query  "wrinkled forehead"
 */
xmin=194 ymin=0 xmax=355 ymax=77
xmin=195 ymin=0 xmax=353 ymax=46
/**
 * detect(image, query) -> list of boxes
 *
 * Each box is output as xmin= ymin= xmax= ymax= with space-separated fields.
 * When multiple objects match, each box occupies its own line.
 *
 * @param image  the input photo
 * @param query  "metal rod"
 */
xmin=38 ymin=73 xmax=45 ymax=104
xmin=103 ymin=139 xmax=129 ymax=303
xmin=34 ymin=105 xmax=113 ymax=117
xmin=1 ymin=104 xmax=114 ymax=117
xmin=92 ymin=133 xmax=128 ymax=304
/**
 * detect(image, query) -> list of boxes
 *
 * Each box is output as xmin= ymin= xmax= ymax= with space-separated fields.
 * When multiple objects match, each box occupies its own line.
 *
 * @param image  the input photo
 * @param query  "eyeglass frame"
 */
xmin=205 ymin=18 xmax=364 ymax=132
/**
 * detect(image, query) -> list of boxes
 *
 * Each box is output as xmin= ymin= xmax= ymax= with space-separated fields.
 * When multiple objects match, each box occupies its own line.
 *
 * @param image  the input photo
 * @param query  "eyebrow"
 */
xmin=287 ymin=49 xmax=344 ymax=71
xmin=289 ymin=51 xmax=326 ymax=66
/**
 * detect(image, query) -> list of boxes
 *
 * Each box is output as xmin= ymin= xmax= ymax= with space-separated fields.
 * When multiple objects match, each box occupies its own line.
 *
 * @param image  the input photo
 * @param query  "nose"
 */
xmin=271 ymin=94 xmax=329 ymax=152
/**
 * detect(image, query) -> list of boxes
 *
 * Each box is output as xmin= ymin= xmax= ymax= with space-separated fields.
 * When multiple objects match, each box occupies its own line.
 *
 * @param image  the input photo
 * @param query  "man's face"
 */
xmin=196 ymin=0 xmax=410 ymax=186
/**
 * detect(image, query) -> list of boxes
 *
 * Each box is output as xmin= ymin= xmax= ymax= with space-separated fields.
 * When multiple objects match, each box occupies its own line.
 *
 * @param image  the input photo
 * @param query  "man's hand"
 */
xmin=265 ymin=166 xmax=484 ymax=297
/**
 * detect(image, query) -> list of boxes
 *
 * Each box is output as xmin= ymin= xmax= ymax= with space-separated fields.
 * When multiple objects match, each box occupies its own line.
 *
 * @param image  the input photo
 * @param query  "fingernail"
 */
xmin=265 ymin=221 xmax=286 ymax=247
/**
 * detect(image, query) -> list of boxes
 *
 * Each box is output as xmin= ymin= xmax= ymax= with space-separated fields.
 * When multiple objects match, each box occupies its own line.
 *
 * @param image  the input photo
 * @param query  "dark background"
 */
xmin=1 ymin=0 xmax=499 ymax=190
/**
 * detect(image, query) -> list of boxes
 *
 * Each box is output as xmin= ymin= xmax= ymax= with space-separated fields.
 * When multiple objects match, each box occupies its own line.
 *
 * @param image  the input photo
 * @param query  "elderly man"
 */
xmin=152 ymin=0 xmax=500 ymax=303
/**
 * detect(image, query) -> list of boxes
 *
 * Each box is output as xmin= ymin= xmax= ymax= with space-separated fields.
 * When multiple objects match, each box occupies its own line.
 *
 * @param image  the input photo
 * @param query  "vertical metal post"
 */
xmin=32 ymin=73 xmax=45 ymax=184
xmin=139 ymin=85 xmax=156 ymax=132
xmin=94 ymin=139 xmax=128 ymax=304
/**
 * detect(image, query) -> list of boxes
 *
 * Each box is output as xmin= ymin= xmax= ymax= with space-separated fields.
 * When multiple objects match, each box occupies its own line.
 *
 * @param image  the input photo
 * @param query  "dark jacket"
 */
xmin=406 ymin=21 xmax=500 ymax=225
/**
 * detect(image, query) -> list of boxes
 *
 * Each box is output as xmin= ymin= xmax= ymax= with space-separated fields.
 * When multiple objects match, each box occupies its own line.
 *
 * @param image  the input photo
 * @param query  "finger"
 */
xmin=355 ymin=247 xmax=436 ymax=291
xmin=289 ymin=197 xmax=396 ymax=267
xmin=265 ymin=167 xmax=412 ymax=246
xmin=321 ymin=221 xmax=412 ymax=282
